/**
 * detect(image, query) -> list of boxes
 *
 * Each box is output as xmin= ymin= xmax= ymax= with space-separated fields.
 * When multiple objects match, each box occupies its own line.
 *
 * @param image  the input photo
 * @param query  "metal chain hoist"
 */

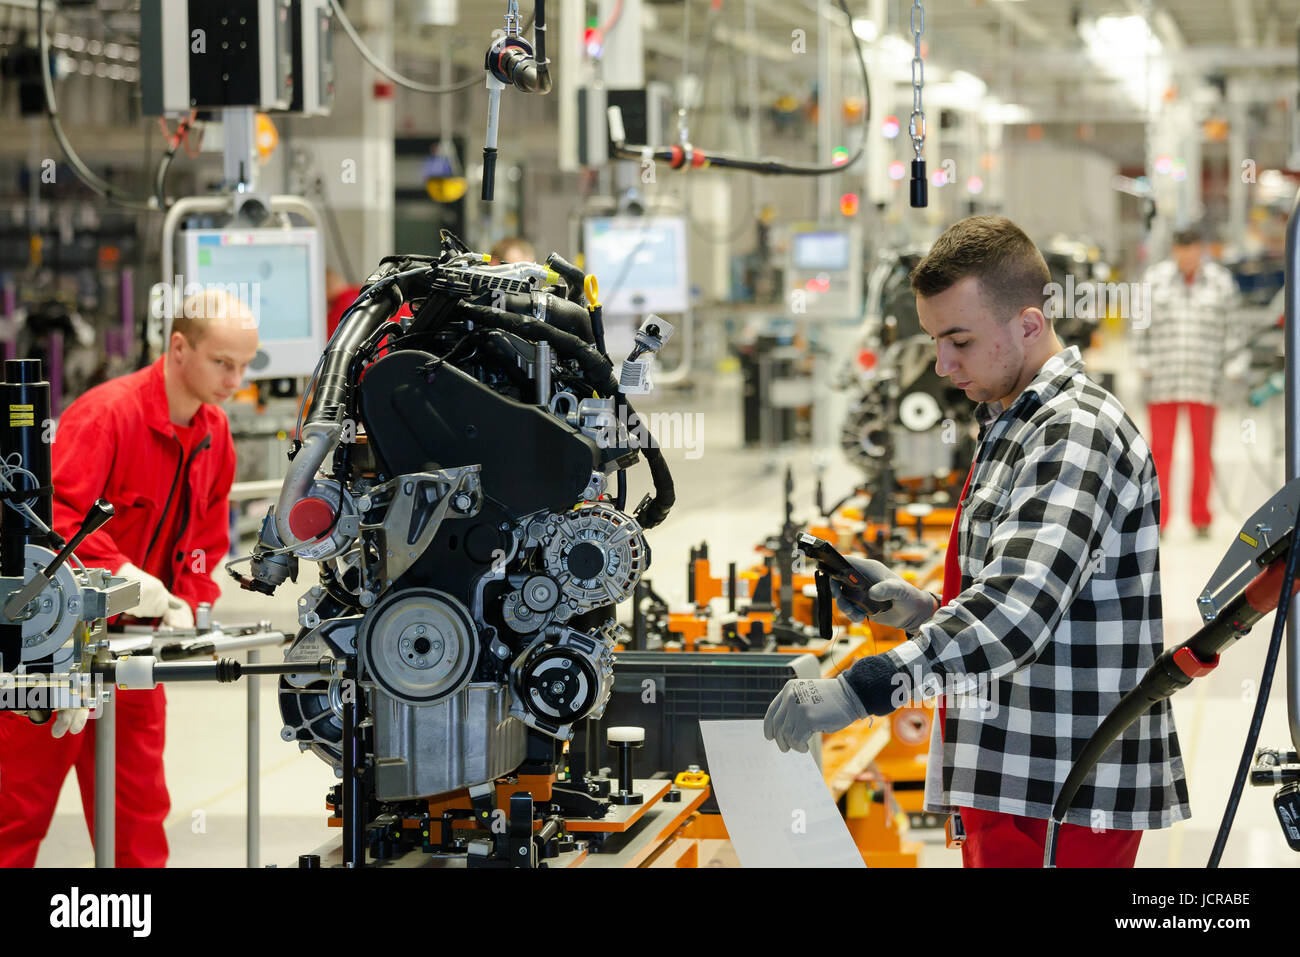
xmin=908 ymin=0 xmax=928 ymax=207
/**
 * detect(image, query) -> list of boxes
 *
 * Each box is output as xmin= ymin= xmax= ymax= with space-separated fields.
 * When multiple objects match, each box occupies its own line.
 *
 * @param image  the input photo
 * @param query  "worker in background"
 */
xmin=0 ymin=289 xmax=258 ymax=867
xmin=765 ymin=216 xmax=1189 ymax=867
xmin=325 ymin=266 xmax=362 ymax=340
xmin=1133 ymin=225 xmax=1240 ymax=538
xmin=326 ymin=266 xmax=412 ymax=340
xmin=490 ymin=236 xmax=536 ymax=265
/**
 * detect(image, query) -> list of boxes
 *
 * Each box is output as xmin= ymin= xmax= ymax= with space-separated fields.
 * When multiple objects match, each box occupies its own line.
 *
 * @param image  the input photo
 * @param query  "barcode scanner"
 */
xmin=796 ymin=533 xmax=894 ymax=618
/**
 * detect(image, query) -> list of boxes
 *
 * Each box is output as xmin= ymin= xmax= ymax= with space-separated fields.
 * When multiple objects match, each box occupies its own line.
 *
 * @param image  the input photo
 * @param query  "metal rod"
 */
xmin=341 ymin=657 xmax=364 ymax=867
xmin=246 ymin=648 xmax=259 ymax=869
xmin=94 ymin=689 xmax=115 ymax=868
xmin=1286 ymin=184 xmax=1300 ymax=754
xmin=535 ymin=340 xmax=552 ymax=402
xmin=618 ymin=743 xmax=634 ymax=793
xmin=342 ymin=691 xmax=355 ymax=866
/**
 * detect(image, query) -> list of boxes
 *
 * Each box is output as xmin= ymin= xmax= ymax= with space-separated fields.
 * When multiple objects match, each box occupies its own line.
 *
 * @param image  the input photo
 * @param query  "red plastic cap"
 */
xmin=1173 ymin=647 xmax=1219 ymax=679
xmin=289 ymin=497 xmax=334 ymax=542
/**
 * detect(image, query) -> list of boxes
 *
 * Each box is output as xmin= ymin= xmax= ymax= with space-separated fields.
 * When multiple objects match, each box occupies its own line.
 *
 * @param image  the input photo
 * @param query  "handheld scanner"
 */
xmin=796 ymin=533 xmax=892 ymax=615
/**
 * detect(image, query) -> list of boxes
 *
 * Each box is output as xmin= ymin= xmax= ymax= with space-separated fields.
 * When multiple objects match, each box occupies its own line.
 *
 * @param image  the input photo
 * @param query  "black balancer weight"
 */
xmin=607 ymin=726 xmax=645 ymax=806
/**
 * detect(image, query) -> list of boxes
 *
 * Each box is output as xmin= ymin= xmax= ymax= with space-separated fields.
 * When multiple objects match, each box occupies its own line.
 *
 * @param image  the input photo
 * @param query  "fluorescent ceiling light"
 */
xmin=876 ymin=34 xmax=915 ymax=61
xmin=1079 ymin=14 xmax=1167 ymax=112
xmin=853 ymin=18 xmax=878 ymax=43
xmin=951 ymin=70 xmax=987 ymax=99
xmin=981 ymin=101 xmax=1031 ymax=124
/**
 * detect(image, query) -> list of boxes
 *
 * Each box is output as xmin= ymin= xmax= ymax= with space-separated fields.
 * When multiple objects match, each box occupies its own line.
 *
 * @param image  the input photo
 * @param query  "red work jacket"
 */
xmin=50 ymin=357 xmax=236 ymax=614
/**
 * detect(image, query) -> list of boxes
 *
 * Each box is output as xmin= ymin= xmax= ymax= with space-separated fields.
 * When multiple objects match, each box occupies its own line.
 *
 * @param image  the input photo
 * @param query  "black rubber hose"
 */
xmin=477 ymin=331 xmax=535 ymax=392
xmin=154 ymin=146 xmax=178 ymax=210
xmin=632 ymin=435 xmax=675 ymax=528
xmin=1208 ymin=532 xmax=1300 ymax=867
xmin=589 ymin=303 xmax=609 ymax=361
xmin=308 ymin=283 xmax=404 ymax=426
xmin=1046 ymin=531 xmax=1300 ymax=866
xmin=459 ymin=302 xmax=615 ymax=389
xmin=532 ymin=0 xmax=550 ymax=94
xmin=546 ymin=253 xmax=587 ymax=306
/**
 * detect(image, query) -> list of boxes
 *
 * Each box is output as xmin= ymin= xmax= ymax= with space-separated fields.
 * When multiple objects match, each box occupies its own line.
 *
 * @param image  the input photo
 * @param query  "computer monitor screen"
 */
xmin=179 ymin=227 xmax=325 ymax=379
xmin=792 ymin=231 xmax=851 ymax=272
xmin=582 ymin=216 xmax=689 ymax=316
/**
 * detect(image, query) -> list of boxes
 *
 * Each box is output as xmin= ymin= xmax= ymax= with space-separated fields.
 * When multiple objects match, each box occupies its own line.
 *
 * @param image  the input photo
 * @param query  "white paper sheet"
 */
xmin=699 ymin=719 xmax=867 ymax=868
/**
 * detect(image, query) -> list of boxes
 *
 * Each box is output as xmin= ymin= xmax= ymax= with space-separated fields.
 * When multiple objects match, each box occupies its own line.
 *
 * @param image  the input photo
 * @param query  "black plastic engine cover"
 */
xmin=358 ymin=349 xmax=599 ymax=516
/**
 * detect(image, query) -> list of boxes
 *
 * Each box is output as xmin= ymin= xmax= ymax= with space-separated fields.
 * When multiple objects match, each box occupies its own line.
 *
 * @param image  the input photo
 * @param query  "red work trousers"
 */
xmin=1147 ymin=401 xmax=1216 ymax=532
xmin=960 ymin=806 xmax=1141 ymax=868
xmin=942 ymin=467 xmax=1143 ymax=867
xmin=0 ymin=686 xmax=169 ymax=867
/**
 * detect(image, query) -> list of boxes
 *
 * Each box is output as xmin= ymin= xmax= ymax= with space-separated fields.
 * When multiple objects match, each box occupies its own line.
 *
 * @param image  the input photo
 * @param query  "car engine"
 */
xmin=232 ymin=231 xmax=675 ymax=864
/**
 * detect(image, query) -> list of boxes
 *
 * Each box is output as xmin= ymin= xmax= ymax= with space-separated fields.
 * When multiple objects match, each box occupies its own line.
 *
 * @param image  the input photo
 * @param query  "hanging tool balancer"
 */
xmin=908 ymin=0 xmax=928 ymax=208
xmin=481 ymin=0 xmax=551 ymax=201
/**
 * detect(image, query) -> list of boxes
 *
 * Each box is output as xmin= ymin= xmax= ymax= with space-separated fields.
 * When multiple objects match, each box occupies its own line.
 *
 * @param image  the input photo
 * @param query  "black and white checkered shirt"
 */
xmin=882 ymin=346 xmax=1190 ymax=830
xmin=1133 ymin=259 xmax=1239 ymax=405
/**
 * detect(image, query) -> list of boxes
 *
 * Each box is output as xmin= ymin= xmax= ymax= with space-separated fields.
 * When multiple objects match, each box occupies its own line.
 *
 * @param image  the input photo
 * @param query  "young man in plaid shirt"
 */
xmin=765 ymin=215 xmax=1190 ymax=867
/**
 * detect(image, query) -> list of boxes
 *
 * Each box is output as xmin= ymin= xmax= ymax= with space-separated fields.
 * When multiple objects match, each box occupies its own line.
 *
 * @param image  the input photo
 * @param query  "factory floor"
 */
xmin=30 ymin=333 xmax=1299 ymax=868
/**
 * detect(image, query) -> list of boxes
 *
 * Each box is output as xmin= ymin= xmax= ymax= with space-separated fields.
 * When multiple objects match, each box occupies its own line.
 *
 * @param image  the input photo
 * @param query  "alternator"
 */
xmin=539 ymin=505 xmax=647 ymax=618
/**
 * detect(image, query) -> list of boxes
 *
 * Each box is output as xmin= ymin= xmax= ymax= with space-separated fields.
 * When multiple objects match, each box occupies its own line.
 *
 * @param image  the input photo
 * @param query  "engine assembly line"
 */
xmin=3 ymin=1 xmax=1300 ymax=936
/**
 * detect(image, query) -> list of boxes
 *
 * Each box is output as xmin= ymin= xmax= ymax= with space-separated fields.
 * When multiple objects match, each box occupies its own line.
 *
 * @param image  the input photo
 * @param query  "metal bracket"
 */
xmin=79 ymin=576 xmax=143 ymax=622
xmin=358 ymin=466 xmax=482 ymax=597
xmin=1197 ymin=475 xmax=1300 ymax=622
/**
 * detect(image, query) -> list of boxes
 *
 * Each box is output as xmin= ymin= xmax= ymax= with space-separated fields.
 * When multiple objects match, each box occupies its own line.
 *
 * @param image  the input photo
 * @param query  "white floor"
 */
xmin=30 ymin=332 xmax=1300 ymax=867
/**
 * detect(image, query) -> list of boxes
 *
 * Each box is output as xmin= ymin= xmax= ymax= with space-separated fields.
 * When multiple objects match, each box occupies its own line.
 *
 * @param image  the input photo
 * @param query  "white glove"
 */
xmin=117 ymin=562 xmax=172 ymax=618
xmin=49 ymin=708 xmax=89 ymax=739
xmin=163 ymin=596 xmax=194 ymax=629
xmin=763 ymin=676 xmax=868 ymax=753
xmin=829 ymin=557 xmax=938 ymax=632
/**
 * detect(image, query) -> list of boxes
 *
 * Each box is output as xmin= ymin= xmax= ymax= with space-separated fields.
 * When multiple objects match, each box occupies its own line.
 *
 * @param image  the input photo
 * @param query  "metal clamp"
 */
xmin=1196 ymin=475 xmax=1300 ymax=622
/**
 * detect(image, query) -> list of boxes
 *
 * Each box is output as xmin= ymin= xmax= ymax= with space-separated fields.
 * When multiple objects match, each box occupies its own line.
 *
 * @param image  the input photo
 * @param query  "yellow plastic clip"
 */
xmin=584 ymin=274 xmax=601 ymax=311
xmin=674 ymin=769 xmax=710 ymax=789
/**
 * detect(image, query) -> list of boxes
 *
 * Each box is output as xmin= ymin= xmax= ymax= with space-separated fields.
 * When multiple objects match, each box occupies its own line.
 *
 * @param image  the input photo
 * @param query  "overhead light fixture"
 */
xmin=852 ymin=18 xmax=878 ymax=43
xmin=877 ymin=35 xmax=915 ymax=61
xmin=981 ymin=100 xmax=1031 ymax=124
xmin=950 ymin=70 xmax=987 ymax=99
xmin=1079 ymin=15 xmax=1167 ymax=112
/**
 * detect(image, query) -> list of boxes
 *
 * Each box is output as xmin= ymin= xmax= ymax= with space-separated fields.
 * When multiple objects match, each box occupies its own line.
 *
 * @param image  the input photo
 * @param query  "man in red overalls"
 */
xmin=0 ymin=289 xmax=258 ymax=867
xmin=766 ymin=216 xmax=1188 ymax=867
